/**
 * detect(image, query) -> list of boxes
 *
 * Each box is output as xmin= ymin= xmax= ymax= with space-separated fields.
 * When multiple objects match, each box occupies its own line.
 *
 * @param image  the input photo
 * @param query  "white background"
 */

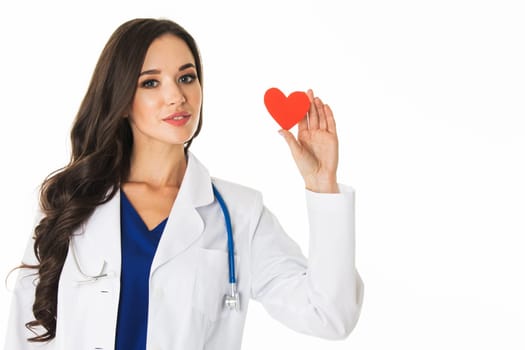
xmin=1 ymin=0 xmax=524 ymax=349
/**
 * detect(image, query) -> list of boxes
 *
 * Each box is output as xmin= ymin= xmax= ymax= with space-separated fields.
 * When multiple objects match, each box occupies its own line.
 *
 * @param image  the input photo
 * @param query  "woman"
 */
xmin=4 ymin=18 xmax=363 ymax=349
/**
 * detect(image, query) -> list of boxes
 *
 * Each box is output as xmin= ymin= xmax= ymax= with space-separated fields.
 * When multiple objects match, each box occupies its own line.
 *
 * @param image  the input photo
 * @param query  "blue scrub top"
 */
xmin=115 ymin=191 xmax=167 ymax=350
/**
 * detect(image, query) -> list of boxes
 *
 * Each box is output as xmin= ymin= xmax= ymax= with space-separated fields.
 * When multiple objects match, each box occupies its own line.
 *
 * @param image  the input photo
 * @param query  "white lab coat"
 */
xmin=4 ymin=152 xmax=364 ymax=350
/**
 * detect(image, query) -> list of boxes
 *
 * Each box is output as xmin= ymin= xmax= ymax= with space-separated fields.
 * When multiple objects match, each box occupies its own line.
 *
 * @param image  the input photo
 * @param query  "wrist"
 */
xmin=304 ymin=175 xmax=339 ymax=193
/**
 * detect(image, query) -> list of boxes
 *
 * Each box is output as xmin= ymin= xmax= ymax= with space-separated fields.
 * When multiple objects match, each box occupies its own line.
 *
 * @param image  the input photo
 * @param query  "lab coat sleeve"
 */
xmin=3 ymin=210 xmax=55 ymax=350
xmin=249 ymin=184 xmax=364 ymax=340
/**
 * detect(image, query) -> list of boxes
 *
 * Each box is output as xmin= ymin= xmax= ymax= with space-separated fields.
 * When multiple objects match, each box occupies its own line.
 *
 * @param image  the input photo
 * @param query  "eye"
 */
xmin=141 ymin=79 xmax=159 ymax=88
xmin=178 ymin=74 xmax=197 ymax=84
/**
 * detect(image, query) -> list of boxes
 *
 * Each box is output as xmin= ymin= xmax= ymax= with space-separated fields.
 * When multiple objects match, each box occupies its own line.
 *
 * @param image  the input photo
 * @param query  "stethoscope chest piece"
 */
xmin=224 ymin=283 xmax=240 ymax=311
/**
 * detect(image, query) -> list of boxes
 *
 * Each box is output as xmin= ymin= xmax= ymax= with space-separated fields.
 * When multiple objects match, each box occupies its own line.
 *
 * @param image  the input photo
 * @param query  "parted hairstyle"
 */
xmin=21 ymin=18 xmax=203 ymax=342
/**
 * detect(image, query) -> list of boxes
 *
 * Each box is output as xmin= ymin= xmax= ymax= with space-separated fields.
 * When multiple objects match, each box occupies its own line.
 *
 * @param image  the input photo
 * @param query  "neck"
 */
xmin=127 ymin=143 xmax=188 ymax=189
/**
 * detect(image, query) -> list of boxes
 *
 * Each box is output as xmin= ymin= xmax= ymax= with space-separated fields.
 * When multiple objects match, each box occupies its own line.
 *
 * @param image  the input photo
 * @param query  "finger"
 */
xmin=298 ymin=89 xmax=313 ymax=134
xmin=316 ymin=97 xmax=327 ymax=131
xmin=298 ymin=89 xmax=313 ymax=133
xmin=298 ymin=115 xmax=308 ymax=134
xmin=278 ymin=129 xmax=302 ymax=158
xmin=307 ymin=89 xmax=319 ymax=130
xmin=306 ymin=88 xmax=314 ymax=103
xmin=324 ymin=104 xmax=337 ymax=134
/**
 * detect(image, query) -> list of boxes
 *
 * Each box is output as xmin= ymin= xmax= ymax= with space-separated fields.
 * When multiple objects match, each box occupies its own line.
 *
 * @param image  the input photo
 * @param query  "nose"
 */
xmin=165 ymin=81 xmax=186 ymax=106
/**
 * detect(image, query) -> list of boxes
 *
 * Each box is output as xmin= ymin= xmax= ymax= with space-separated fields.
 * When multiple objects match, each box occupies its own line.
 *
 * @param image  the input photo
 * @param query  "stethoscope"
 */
xmin=71 ymin=184 xmax=240 ymax=312
xmin=212 ymin=184 xmax=240 ymax=311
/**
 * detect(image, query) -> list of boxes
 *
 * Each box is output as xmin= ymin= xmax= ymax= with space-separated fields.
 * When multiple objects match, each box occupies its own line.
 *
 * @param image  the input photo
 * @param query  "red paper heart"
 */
xmin=264 ymin=87 xmax=310 ymax=130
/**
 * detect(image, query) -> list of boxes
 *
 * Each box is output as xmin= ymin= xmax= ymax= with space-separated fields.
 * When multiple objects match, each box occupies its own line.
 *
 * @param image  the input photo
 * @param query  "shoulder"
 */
xmin=208 ymin=177 xmax=266 ymax=236
xmin=188 ymin=152 xmax=264 ymax=213
xmin=210 ymin=177 xmax=263 ymax=207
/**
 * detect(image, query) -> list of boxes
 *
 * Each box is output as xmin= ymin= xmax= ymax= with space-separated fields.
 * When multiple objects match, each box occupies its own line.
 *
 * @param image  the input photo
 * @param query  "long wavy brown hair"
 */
xmin=21 ymin=18 xmax=203 ymax=342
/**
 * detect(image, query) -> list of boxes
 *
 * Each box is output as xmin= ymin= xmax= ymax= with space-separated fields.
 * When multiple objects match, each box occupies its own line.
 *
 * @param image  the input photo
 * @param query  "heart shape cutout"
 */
xmin=264 ymin=87 xmax=310 ymax=130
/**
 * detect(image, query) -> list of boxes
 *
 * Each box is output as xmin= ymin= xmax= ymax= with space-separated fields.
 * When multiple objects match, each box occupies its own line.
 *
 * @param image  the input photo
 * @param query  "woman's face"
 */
xmin=128 ymin=34 xmax=202 ymax=148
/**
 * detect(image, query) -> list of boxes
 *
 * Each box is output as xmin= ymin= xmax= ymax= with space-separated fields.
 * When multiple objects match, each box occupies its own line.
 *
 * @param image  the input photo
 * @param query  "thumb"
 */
xmin=278 ymin=129 xmax=302 ymax=157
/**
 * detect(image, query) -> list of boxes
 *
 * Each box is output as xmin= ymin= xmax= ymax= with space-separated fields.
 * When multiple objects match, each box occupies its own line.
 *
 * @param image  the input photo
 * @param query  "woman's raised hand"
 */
xmin=279 ymin=89 xmax=339 ymax=193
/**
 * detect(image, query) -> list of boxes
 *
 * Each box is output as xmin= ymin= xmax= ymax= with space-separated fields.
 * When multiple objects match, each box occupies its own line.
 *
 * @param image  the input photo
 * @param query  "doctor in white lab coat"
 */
xmin=3 ymin=18 xmax=363 ymax=350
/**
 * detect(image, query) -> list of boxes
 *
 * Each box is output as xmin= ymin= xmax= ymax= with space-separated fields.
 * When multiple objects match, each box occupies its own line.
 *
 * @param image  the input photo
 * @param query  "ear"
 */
xmin=123 ymin=106 xmax=132 ymax=118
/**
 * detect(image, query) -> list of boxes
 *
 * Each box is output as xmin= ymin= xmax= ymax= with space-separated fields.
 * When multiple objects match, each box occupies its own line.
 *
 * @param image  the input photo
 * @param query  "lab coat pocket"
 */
xmin=192 ymin=248 xmax=230 ymax=322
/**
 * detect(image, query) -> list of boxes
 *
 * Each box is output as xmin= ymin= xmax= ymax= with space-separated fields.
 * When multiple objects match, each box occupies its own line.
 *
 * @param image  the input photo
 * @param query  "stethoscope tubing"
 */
xmin=212 ymin=184 xmax=236 ymax=284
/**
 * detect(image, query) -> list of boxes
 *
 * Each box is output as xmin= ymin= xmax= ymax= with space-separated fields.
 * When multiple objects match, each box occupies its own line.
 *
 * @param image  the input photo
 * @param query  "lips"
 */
xmin=163 ymin=111 xmax=191 ymax=127
xmin=163 ymin=111 xmax=191 ymax=121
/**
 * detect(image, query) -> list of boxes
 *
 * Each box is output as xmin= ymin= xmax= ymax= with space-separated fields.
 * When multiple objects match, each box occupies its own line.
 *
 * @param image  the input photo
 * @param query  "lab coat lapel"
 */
xmin=70 ymin=190 xmax=122 ymax=278
xmin=150 ymin=152 xmax=214 ymax=273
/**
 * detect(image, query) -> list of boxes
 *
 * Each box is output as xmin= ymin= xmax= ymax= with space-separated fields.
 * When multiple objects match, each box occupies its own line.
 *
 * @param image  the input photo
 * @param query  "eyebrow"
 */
xmin=139 ymin=63 xmax=196 ymax=76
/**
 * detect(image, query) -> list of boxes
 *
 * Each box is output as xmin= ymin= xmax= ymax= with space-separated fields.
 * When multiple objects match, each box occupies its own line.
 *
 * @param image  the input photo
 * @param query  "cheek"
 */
xmin=132 ymin=94 xmax=154 ymax=111
xmin=132 ymin=91 xmax=163 ymax=116
xmin=189 ymin=87 xmax=203 ymax=111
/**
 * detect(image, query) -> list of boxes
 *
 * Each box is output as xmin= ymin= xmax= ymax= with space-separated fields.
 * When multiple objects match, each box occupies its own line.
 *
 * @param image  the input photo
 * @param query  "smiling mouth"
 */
xmin=170 ymin=115 xmax=189 ymax=121
xmin=163 ymin=112 xmax=191 ymax=126
xmin=163 ymin=112 xmax=191 ymax=120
